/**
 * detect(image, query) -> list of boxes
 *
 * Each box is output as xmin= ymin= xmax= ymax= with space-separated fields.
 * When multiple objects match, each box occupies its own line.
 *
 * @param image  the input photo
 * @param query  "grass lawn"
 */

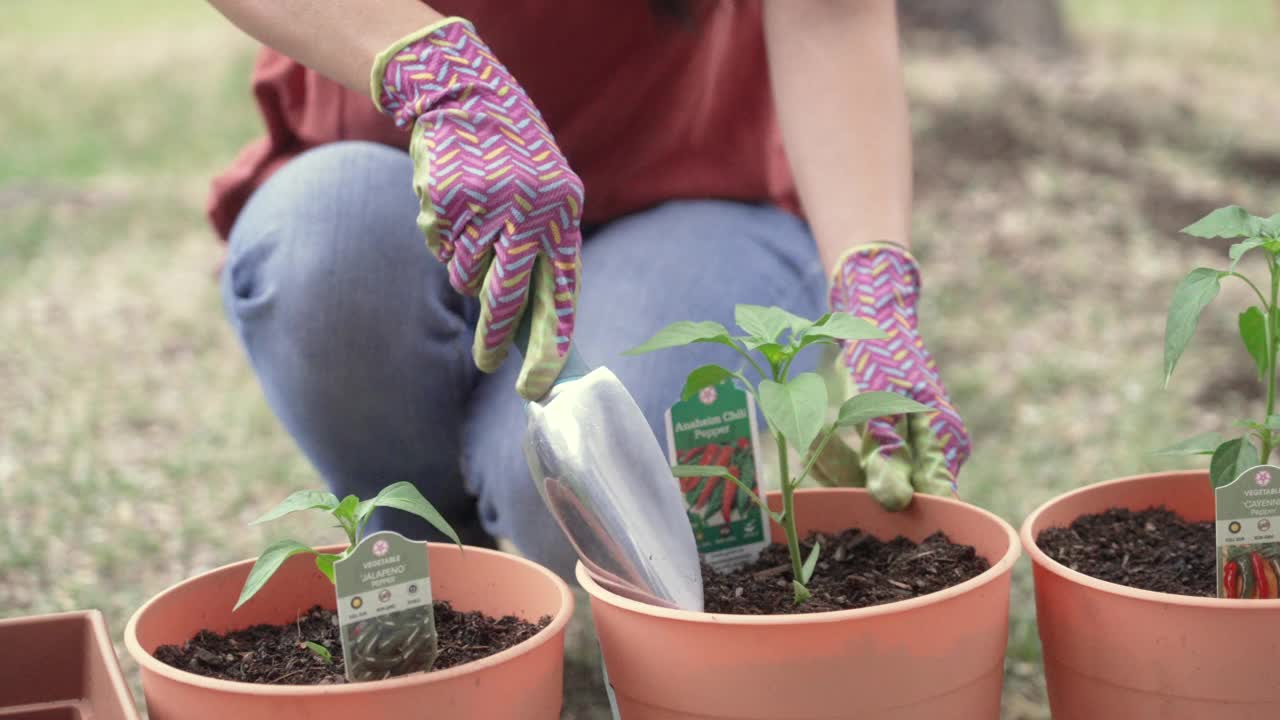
xmin=3 ymin=2 xmax=1278 ymax=718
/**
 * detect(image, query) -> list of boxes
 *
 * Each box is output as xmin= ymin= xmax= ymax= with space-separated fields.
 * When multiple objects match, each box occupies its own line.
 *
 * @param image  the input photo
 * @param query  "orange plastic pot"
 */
xmin=0 ymin=609 xmax=140 ymax=720
xmin=578 ymin=488 xmax=1020 ymax=719
xmin=124 ymin=543 xmax=572 ymax=720
xmin=1023 ymin=470 xmax=1280 ymax=719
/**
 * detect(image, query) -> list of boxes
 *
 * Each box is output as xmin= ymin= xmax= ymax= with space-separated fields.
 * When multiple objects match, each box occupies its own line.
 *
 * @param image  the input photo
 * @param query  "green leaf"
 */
xmin=835 ymin=391 xmax=931 ymax=427
xmin=758 ymin=373 xmax=827 ymax=453
xmin=1239 ymin=307 xmax=1268 ymax=381
xmin=251 ymin=490 xmax=340 ymax=526
xmin=1229 ymin=239 xmax=1267 ymax=270
xmin=1163 ymin=268 xmax=1223 ymax=385
xmin=792 ymin=581 xmax=811 ymax=604
xmin=362 ymin=482 xmax=461 ymax=547
xmin=802 ymin=313 xmax=887 ymax=343
xmin=1261 ymin=213 xmax=1280 ymax=237
xmin=756 ymin=343 xmax=786 ymax=366
xmin=304 ymin=641 xmax=333 ymax=663
xmin=235 ymin=539 xmax=316 ymax=610
xmin=1209 ymin=438 xmax=1259 ymax=489
xmin=1266 ymin=415 xmax=1280 ymax=431
xmin=735 ymin=305 xmax=803 ymax=344
xmin=333 ymin=494 xmax=359 ymax=523
xmin=800 ymin=541 xmax=822 ymax=584
xmin=784 ymin=311 xmax=819 ymax=334
xmin=1182 ymin=206 xmax=1255 ymax=239
xmin=625 ymin=321 xmax=734 ymax=356
xmin=314 ymin=553 xmax=340 ymax=584
xmin=1236 ymin=421 xmax=1269 ymax=445
xmin=1152 ymin=431 xmax=1225 ymax=456
xmin=681 ymin=365 xmax=735 ymax=401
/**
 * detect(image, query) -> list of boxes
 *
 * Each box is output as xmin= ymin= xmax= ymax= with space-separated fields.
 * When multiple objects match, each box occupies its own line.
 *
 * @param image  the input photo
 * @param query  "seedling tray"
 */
xmin=0 ymin=610 xmax=139 ymax=720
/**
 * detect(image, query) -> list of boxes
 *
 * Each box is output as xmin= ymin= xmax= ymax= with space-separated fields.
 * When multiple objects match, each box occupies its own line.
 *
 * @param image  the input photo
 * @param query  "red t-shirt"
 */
xmin=207 ymin=0 xmax=800 ymax=240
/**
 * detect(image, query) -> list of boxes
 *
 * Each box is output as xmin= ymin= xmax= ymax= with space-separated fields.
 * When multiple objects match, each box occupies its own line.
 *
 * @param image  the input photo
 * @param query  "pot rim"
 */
xmin=1020 ymin=469 xmax=1280 ymax=609
xmin=124 ymin=542 xmax=574 ymax=694
xmin=576 ymin=487 xmax=1020 ymax=624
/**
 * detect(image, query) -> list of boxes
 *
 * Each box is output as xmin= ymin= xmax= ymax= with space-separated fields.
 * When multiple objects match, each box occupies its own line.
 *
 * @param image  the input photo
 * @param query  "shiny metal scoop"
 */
xmin=517 ymin=347 xmax=703 ymax=611
xmin=524 ymin=367 xmax=703 ymax=611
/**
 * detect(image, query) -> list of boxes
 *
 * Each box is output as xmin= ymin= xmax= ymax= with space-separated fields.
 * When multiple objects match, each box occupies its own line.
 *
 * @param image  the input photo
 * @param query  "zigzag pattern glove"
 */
xmin=815 ymin=243 xmax=970 ymax=509
xmin=372 ymin=18 xmax=584 ymax=400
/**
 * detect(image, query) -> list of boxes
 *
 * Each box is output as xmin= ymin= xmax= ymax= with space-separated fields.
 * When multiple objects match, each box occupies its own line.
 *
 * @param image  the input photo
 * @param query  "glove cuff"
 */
xmin=369 ymin=17 xmax=475 ymax=119
xmin=827 ymin=241 xmax=922 ymax=315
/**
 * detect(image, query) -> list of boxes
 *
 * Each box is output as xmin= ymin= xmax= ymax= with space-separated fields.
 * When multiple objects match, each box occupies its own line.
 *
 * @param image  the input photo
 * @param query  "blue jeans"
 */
xmin=222 ymin=141 xmax=826 ymax=580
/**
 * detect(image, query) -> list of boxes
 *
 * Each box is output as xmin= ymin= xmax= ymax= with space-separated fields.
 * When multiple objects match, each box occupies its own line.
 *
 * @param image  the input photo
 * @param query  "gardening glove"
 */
xmin=371 ymin=18 xmax=584 ymax=401
xmin=811 ymin=242 xmax=971 ymax=510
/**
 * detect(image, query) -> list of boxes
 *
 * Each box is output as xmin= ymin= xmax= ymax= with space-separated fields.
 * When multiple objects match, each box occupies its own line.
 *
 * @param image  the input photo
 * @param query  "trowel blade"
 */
xmin=524 ymin=367 xmax=704 ymax=612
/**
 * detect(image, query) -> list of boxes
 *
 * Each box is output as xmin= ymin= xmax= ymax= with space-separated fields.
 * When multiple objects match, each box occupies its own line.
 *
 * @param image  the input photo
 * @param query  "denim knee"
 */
xmin=218 ymin=141 xmax=487 ymax=545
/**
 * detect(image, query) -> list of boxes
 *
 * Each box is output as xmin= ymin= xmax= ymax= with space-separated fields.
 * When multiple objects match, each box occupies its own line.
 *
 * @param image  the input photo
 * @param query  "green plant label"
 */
xmin=664 ymin=380 xmax=769 ymax=572
xmin=1215 ymin=465 xmax=1280 ymax=599
xmin=333 ymin=530 xmax=438 ymax=681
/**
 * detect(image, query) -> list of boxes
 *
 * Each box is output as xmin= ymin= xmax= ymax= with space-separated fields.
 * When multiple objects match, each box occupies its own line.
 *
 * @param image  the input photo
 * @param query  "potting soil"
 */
xmin=153 ymin=602 xmax=550 ymax=685
xmin=1037 ymin=506 xmax=1215 ymax=596
xmin=701 ymin=528 xmax=990 ymax=614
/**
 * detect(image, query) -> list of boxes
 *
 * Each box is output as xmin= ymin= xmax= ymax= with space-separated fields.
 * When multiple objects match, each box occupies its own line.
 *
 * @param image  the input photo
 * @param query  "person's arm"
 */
xmin=204 ymin=0 xmax=445 ymax=93
xmin=763 ymin=0 xmax=911 ymax=272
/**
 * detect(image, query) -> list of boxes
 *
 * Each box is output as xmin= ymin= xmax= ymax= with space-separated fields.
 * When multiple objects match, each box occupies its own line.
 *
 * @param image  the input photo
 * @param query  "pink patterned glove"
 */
xmin=813 ymin=243 xmax=970 ymax=510
xmin=372 ymin=18 xmax=583 ymax=400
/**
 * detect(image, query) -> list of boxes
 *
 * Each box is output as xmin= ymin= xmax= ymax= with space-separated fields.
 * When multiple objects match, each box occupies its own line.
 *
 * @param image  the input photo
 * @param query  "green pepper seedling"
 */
xmin=234 ymin=481 xmax=460 ymax=610
xmin=304 ymin=641 xmax=333 ymax=664
xmin=1158 ymin=205 xmax=1280 ymax=487
xmin=628 ymin=305 xmax=930 ymax=604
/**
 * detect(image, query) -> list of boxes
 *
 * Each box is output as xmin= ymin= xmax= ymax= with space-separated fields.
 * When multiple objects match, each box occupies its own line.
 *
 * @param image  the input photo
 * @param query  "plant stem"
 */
xmin=731 ymin=342 xmax=769 ymax=381
xmin=1263 ymin=256 xmax=1280 ymax=462
xmin=792 ymin=425 xmax=836 ymax=489
xmin=1230 ymin=271 xmax=1271 ymax=310
xmin=338 ymin=516 xmax=358 ymax=546
xmin=775 ymin=432 xmax=805 ymax=591
xmin=730 ymin=371 xmax=759 ymax=401
xmin=778 ymin=350 xmax=797 ymax=381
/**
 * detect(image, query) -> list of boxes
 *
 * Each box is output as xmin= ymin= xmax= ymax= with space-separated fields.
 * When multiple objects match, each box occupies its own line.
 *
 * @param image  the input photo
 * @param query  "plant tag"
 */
xmin=664 ymin=380 xmax=769 ymax=573
xmin=599 ymin=645 xmax=622 ymax=720
xmin=333 ymin=530 xmax=438 ymax=681
xmin=1215 ymin=464 xmax=1280 ymax=599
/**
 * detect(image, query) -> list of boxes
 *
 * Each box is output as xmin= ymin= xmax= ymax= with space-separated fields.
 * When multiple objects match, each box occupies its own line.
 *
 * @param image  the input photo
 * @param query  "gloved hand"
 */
xmin=371 ymin=18 xmax=584 ymax=401
xmin=810 ymin=243 xmax=970 ymax=510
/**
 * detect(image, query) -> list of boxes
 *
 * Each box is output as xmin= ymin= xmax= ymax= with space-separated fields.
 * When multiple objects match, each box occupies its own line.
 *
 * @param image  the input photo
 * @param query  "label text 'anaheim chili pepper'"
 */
xmin=665 ymin=381 xmax=769 ymax=573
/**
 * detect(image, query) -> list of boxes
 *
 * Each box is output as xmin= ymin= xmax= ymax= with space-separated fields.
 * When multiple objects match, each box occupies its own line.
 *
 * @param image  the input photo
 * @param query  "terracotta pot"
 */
xmin=0 ymin=609 xmax=140 ymax=720
xmin=124 ymin=543 xmax=572 ymax=720
xmin=578 ymin=488 xmax=1020 ymax=719
xmin=1023 ymin=469 xmax=1280 ymax=719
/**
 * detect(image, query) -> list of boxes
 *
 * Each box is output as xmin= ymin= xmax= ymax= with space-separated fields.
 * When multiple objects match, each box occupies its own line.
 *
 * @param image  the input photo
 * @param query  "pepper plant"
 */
xmin=234 ymin=481 xmax=460 ymax=610
xmin=1159 ymin=205 xmax=1280 ymax=487
xmin=628 ymin=305 xmax=929 ymax=603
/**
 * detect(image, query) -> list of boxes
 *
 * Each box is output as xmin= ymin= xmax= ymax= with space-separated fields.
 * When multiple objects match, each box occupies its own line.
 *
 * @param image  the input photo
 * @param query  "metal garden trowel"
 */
xmin=513 ymin=320 xmax=703 ymax=612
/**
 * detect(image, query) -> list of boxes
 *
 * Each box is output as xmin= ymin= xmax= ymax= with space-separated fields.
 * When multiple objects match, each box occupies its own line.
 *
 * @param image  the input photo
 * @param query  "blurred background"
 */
xmin=2 ymin=1 xmax=1278 ymax=717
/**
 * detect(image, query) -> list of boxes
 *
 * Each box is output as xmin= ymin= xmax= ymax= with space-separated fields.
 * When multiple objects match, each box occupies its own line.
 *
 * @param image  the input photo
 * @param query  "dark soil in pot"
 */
xmin=702 ymin=528 xmax=990 ymax=614
xmin=1036 ymin=506 xmax=1215 ymax=597
xmin=153 ymin=602 xmax=550 ymax=685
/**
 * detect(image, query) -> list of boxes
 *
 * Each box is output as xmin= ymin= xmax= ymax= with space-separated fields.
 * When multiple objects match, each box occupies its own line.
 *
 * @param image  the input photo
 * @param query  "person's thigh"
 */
xmin=463 ymin=199 xmax=826 ymax=578
xmin=221 ymin=140 xmax=490 ymax=545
